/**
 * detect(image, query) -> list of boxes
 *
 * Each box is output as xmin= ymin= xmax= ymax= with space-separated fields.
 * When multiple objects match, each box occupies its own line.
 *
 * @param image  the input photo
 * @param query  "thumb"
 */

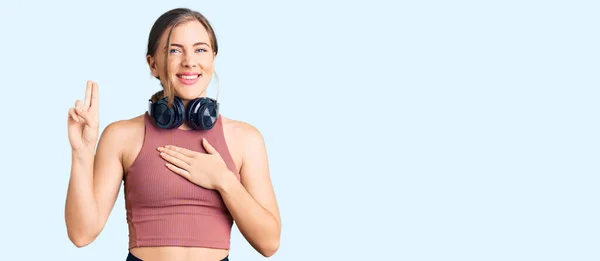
xmin=202 ymin=138 xmax=219 ymax=155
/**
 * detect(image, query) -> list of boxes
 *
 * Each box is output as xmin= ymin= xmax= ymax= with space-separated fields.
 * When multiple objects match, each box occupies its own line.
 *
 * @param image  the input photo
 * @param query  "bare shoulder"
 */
xmin=100 ymin=114 xmax=145 ymax=142
xmin=220 ymin=115 xmax=265 ymax=146
xmin=98 ymin=114 xmax=146 ymax=169
xmin=220 ymin=115 xmax=266 ymax=172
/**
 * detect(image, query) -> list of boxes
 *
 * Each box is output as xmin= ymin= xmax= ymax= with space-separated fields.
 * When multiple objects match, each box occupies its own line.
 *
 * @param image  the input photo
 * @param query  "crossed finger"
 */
xmin=74 ymin=100 xmax=89 ymax=122
xmin=84 ymin=80 xmax=93 ymax=110
xmin=68 ymin=107 xmax=80 ymax=123
xmin=90 ymin=81 xmax=99 ymax=111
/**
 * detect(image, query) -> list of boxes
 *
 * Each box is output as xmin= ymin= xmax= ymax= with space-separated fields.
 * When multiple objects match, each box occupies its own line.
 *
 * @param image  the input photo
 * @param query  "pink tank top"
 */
xmin=124 ymin=112 xmax=240 ymax=250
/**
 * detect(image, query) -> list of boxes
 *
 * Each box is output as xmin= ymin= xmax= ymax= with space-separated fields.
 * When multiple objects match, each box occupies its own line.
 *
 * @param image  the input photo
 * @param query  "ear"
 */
xmin=146 ymin=55 xmax=159 ymax=78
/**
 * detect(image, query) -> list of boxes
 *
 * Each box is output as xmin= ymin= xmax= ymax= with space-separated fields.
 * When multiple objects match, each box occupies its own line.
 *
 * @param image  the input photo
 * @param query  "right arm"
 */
xmin=64 ymin=80 xmax=125 ymax=247
xmin=65 ymin=123 xmax=124 ymax=247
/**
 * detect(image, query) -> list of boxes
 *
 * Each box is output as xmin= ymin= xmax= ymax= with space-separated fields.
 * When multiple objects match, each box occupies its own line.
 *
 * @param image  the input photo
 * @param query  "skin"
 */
xmin=64 ymin=20 xmax=281 ymax=261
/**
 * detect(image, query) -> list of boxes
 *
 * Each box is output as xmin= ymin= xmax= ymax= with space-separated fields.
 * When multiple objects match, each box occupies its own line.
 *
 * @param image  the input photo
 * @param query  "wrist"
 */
xmin=216 ymin=169 xmax=239 ymax=193
xmin=71 ymin=148 xmax=95 ymax=164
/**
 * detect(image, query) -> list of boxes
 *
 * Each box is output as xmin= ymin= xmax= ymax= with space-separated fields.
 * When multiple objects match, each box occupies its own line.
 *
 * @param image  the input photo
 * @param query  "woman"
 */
xmin=65 ymin=8 xmax=281 ymax=261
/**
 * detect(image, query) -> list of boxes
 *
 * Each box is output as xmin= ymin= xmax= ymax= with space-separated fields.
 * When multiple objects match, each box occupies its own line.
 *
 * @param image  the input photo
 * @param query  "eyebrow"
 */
xmin=170 ymin=42 xmax=209 ymax=48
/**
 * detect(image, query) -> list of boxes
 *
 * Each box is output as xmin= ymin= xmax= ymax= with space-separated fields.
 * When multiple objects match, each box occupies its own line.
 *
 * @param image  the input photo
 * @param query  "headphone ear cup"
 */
xmin=150 ymin=96 xmax=185 ymax=129
xmin=187 ymin=98 xmax=219 ymax=130
xmin=171 ymin=97 xmax=185 ymax=128
xmin=186 ymin=98 xmax=202 ymax=130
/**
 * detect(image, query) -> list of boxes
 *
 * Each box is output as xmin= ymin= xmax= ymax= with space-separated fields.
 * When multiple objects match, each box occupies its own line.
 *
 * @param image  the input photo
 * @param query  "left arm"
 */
xmin=216 ymin=126 xmax=281 ymax=257
xmin=158 ymin=124 xmax=281 ymax=257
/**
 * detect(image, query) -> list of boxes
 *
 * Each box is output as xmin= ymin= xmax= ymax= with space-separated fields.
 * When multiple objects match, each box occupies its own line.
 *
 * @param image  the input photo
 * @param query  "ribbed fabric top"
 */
xmin=124 ymin=112 xmax=240 ymax=250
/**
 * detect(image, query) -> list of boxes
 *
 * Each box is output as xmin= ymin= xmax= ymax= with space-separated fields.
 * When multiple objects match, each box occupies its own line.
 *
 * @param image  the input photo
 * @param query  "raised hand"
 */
xmin=68 ymin=80 xmax=100 ymax=154
xmin=157 ymin=138 xmax=233 ymax=190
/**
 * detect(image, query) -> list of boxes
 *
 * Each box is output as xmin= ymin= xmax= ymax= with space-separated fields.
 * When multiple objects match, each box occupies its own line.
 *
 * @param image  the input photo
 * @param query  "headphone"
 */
xmin=148 ymin=96 xmax=219 ymax=130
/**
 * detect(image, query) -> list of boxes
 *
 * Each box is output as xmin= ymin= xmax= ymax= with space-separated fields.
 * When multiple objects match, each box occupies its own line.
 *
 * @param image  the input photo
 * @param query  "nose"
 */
xmin=181 ymin=53 xmax=197 ymax=68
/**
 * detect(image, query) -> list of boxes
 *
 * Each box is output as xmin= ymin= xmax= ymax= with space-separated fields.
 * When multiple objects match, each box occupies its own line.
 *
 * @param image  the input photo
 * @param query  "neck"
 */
xmin=177 ymin=122 xmax=194 ymax=131
xmin=179 ymin=91 xmax=207 ymax=107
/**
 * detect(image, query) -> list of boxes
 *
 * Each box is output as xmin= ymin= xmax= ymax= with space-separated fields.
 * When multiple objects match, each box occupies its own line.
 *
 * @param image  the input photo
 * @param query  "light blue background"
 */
xmin=0 ymin=0 xmax=598 ymax=260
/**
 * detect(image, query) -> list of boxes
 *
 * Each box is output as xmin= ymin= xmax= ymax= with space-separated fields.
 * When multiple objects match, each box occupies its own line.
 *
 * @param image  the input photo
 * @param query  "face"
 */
xmin=147 ymin=20 xmax=216 ymax=101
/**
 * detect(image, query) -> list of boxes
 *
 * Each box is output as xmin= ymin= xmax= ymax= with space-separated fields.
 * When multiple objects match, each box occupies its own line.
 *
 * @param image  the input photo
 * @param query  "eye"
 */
xmin=169 ymin=48 xmax=181 ymax=54
xmin=196 ymin=48 xmax=207 ymax=53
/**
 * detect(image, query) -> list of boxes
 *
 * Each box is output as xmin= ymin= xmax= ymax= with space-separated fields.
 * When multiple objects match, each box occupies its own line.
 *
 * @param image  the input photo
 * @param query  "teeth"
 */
xmin=179 ymin=74 xmax=199 ymax=80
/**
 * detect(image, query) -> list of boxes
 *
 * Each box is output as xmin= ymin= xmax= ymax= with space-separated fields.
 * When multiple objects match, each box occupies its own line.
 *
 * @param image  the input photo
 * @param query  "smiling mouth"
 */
xmin=177 ymin=74 xmax=201 ymax=79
